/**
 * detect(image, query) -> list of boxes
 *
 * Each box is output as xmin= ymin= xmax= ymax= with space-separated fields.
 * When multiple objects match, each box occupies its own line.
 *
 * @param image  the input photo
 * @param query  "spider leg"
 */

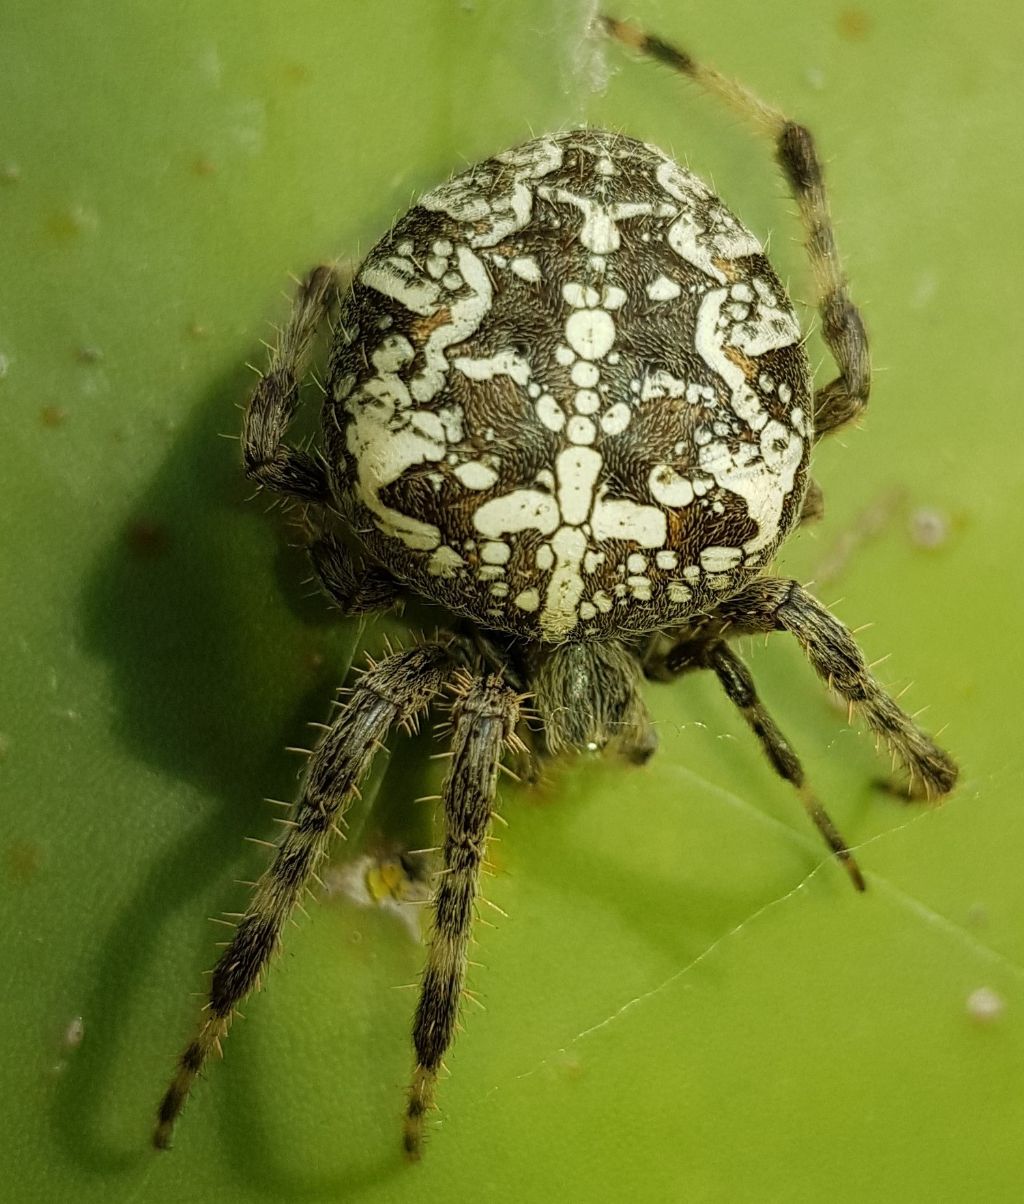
xmin=602 ymin=17 xmax=870 ymax=440
xmin=404 ymin=673 xmax=523 ymax=1160
xmin=242 ymin=263 xmax=342 ymax=502
xmin=154 ymin=642 xmax=452 ymax=1150
xmin=798 ymin=478 xmax=825 ymax=526
xmin=656 ymin=636 xmax=865 ymax=890
xmin=715 ymin=579 xmax=958 ymax=799
xmin=308 ymin=527 xmax=402 ymax=615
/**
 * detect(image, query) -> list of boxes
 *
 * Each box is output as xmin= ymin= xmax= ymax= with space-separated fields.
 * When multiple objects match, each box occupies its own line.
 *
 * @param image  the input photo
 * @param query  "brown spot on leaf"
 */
xmin=5 ymin=840 xmax=42 ymax=884
xmin=125 ymin=519 xmax=172 ymax=558
xmin=838 ymin=9 xmax=872 ymax=40
xmin=40 ymin=405 xmax=68 ymax=428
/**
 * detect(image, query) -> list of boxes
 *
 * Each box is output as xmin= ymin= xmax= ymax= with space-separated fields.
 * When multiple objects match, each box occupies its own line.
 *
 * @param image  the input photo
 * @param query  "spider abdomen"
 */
xmin=325 ymin=129 xmax=812 ymax=642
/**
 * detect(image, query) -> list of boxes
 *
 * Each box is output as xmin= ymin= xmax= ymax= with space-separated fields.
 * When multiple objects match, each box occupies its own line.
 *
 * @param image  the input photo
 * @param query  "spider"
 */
xmin=155 ymin=15 xmax=958 ymax=1160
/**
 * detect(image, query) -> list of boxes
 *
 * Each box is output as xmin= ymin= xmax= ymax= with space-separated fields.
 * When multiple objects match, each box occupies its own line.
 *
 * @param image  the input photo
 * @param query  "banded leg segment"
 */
xmin=602 ymin=16 xmax=871 ymax=438
xmin=154 ymin=643 xmax=452 ymax=1150
xmin=717 ymin=579 xmax=958 ymax=798
xmin=242 ymin=264 xmax=341 ymax=501
xmin=404 ymin=674 xmax=523 ymax=1159
xmin=662 ymin=637 xmax=865 ymax=889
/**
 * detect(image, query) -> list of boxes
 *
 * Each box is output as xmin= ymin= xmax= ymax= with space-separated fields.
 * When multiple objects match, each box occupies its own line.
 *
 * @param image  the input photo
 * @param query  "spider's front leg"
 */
xmin=716 ymin=579 xmax=959 ymax=799
xmin=602 ymin=16 xmax=870 ymax=440
xmin=404 ymin=673 xmax=523 ymax=1159
xmin=154 ymin=642 xmax=453 ymax=1150
xmin=242 ymin=264 xmax=342 ymax=503
xmin=308 ymin=525 xmax=403 ymax=616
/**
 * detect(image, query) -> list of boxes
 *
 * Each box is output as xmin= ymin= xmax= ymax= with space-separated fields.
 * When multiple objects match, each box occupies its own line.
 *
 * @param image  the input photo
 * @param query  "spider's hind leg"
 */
xmin=242 ymin=264 xmax=343 ymax=502
xmin=404 ymin=673 xmax=523 ymax=1159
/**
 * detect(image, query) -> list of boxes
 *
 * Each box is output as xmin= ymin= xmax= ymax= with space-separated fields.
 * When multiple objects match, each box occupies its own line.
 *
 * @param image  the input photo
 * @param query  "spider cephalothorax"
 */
xmin=155 ymin=15 xmax=958 ymax=1161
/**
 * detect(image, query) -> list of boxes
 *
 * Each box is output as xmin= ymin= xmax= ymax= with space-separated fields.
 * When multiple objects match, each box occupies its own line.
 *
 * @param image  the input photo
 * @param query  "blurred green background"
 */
xmin=2 ymin=2 xmax=1022 ymax=1201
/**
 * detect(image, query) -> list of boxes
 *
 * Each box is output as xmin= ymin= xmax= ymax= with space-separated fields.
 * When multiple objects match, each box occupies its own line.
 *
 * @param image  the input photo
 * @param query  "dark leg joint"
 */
xmin=821 ymin=288 xmax=859 ymax=343
xmin=777 ymin=122 xmax=822 ymax=193
xmin=601 ymin=16 xmax=695 ymax=74
xmin=643 ymin=32 xmax=694 ymax=73
xmin=663 ymin=641 xmax=708 ymax=676
xmin=300 ymin=264 xmax=339 ymax=310
xmin=247 ymin=448 xmax=329 ymax=502
xmin=309 ymin=532 xmax=399 ymax=614
xmin=749 ymin=714 xmax=803 ymax=784
xmin=155 ymin=1088 xmax=183 ymax=1137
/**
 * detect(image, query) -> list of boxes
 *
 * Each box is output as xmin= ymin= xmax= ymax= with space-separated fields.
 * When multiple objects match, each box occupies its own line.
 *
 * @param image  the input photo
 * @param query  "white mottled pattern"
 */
xmin=410 ymin=247 xmax=492 ymax=403
xmin=454 ymin=462 xmax=499 ymax=490
xmin=649 ymin=464 xmax=695 ymax=508
xmin=646 ymin=274 xmax=681 ymax=301
xmin=339 ymin=129 xmax=811 ymax=640
xmin=475 ymin=489 xmax=560 ymax=538
xmin=422 ymin=136 xmax=563 ymax=248
xmin=566 ymin=309 xmax=615 ymax=360
xmin=360 ymin=258 xmax=440 ymax=316
xmin=453 ymin=349 xmax=532 ymax=384
xmin=655 ymin=157 xmax=763 ymax=281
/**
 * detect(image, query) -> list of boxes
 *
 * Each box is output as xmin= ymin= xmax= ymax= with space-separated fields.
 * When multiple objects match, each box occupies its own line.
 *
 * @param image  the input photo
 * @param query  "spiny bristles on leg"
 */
xmin=153 ymin=1014 xmax=231 ymax=1149
xmin=715 ymin=580 xmax=959 ymax=805
xmin=403 ymin=676 xmax=521 ymax=1159
xmin=446 ymin=665 xmax=479 ymax=700
xmin=154 ymin=642 xmax=453 ymax=1152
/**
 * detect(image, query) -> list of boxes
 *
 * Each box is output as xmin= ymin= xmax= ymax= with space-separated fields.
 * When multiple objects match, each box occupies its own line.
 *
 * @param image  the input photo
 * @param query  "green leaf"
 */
xmin=2 ymin=2 xmax=1022 ymax=1202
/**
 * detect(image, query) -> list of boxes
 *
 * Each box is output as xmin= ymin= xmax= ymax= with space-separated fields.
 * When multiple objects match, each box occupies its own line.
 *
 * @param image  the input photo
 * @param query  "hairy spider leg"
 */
xmin=655 ymin=637 xmax=866 ymax=890
xmin=154 ymin=643 xmax=452 ymax=1150
xmin=309 ymin=527 xmax=403 ymax=615
xmin=404 ymin=674 xmax=523 ymax=1159
xmin=716 ymin=580 xmax=958 ymax=799
xmin=242 ymin=263 xmax=341 ymax=501
xmin=602 ymin=16 xmax=870 ymax=440
xmin=244 ymin=268 xmax=402 ymax=613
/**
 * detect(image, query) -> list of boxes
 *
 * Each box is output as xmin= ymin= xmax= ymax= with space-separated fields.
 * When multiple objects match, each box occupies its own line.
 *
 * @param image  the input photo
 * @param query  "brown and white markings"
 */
xmin=155 ymin=14 xmax=958 ymax=1160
